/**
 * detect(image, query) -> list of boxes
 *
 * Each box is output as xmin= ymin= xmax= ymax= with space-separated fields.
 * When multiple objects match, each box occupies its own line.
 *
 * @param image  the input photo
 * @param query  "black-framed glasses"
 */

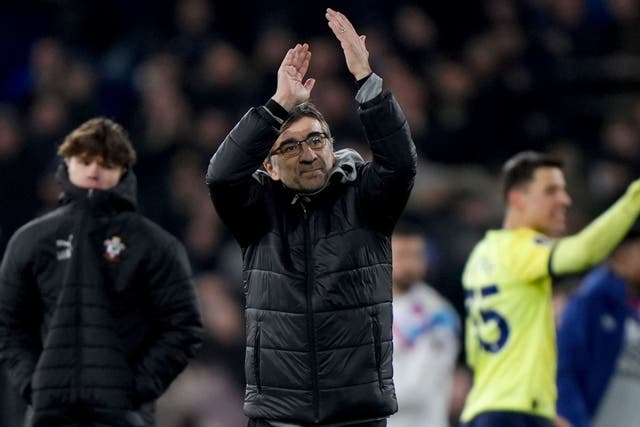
xmin=270 ymin=132 xmax=332 ymax=159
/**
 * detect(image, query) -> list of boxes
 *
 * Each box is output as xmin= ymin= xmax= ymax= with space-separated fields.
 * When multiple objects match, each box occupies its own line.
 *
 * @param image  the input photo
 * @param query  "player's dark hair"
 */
xmin=501 ymin=151 xmax=563 ymax=200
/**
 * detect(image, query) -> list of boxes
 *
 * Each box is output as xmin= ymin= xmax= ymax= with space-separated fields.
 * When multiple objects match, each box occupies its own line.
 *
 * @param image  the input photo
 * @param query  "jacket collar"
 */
xmin=294 ymin=148 xmax=363 ymax=203
xmin=328 ymin=148 xmax=363 ymax=185
xmin=56 ymin=163 xmax=138 ymax=212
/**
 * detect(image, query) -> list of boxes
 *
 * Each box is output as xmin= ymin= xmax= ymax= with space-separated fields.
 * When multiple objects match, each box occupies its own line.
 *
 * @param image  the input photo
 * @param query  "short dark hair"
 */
xmin=501 ymin=151 xmax=563 ymax=200
xmin=280 ymin=102 xmax=331 ymax=138
xmin=58 ymin=117 xmax=137 ymax=167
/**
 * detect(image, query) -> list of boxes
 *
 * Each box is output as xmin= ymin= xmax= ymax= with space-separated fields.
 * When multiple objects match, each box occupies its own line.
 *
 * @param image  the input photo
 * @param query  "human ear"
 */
xmin=507 ymin=189 xmax=526 ymax=210
xmin=263 ymin=158 xmax=281 ymax=181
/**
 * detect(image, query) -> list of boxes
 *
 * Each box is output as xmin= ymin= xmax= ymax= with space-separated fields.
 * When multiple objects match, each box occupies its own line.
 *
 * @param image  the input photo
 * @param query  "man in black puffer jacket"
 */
xmin=207 ymin=9 xmax=416 ymax=427
xmin=0 ymin=117 xmax=203 ymax=426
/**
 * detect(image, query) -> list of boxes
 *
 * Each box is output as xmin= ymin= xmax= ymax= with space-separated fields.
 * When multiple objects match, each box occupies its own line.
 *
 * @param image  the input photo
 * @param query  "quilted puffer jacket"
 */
xmin=207 ymin=90 xmax=416 ymax=425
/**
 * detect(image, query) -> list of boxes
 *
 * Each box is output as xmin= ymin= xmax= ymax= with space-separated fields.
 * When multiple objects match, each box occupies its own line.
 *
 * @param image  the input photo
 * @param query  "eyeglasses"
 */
xmin=270 ymin=132 xmax=332 ymax=159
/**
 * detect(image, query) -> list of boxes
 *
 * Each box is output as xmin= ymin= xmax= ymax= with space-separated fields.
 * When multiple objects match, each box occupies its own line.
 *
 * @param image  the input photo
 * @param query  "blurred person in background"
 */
xmin=389 ymin=220 xmax=460 ymax=427
xmin=0 ymin=107 xmax=39 ymax=253
xmin=557 ymin=232 xmax=640 ymax=427
xmin=206 ymin=8 xmax=416 ymax=427
xmin=461 ymin=150 xmax=640 ymax=427
xmin=0 ymin=117 xmax=202 ymax=427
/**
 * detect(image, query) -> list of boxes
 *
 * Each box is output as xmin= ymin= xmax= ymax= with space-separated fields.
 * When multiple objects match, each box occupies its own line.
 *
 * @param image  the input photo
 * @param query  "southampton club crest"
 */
xmin=104 ymin=235 xmax=126 ymax=261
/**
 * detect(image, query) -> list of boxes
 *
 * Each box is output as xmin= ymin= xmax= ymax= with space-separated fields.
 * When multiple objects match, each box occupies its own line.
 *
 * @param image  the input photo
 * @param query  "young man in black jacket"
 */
xmin=0 ymin=117 xmax=203 ymax=427
xmin=207 ymin=9 xmax=417 ymax=427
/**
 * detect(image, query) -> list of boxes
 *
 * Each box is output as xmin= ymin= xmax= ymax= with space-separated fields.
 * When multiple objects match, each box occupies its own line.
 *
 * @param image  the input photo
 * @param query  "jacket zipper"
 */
xmin=74 ymin=189 xmax=94 ymax=401
xmin=301 ymin=202 xmax=319 ymax=420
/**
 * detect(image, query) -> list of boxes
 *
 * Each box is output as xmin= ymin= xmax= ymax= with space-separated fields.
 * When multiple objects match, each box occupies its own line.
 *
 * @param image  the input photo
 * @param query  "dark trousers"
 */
xmin=247 ymin=419 xmax=387 ymax=427
xmin=461 ymin=411 xmax=554 ymax=427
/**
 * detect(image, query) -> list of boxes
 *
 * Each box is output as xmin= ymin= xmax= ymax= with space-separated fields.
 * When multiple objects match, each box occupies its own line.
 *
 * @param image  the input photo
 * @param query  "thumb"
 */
xmin=304 ymin=78 xmax=316 ymax=93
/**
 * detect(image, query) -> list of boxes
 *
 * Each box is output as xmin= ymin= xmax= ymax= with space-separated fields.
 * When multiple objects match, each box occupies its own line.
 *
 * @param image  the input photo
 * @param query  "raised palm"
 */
xmin=273 ymin=43 xmax=315 ymax=111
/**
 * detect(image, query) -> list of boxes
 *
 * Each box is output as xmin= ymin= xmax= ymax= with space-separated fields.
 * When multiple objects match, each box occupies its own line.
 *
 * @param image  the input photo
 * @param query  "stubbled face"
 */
xmin=392 ymin=234 xmax=428 ymax=293
xmin=264 ymin=116 xmax=335 ymax=193
xmin=515 ymin=167 xmax=572 ymax=237
xmin=66 ymin=154 xmax=124 ymax=190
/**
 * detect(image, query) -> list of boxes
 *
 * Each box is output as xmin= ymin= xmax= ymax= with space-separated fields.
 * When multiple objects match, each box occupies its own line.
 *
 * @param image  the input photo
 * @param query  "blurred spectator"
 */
xmin=250 ymin=24 xmax=296 ymax=102
xmin=557 ymin=232 xmax=640 ymax=427
xmin=191 ymin=107 xmax=233 ymax=156
xmin=168 ymin=0 xmax=217 ymax=67
xmin=27 ymin=37 xmax=68 ymax=100
xmin=382 ymin=57 xmax=430 ymax=151
xmin=64 ymin=60 xmax=100 ymax=124
xmin=189 ymin=41 xmax=250 ymax=114
xmin=389 ymin=221 xmax=460 ymax=427
xmin=0 ymin=108 xmax=39 ymax=252
xmin=26 ymin=92 xmax=70 ymax=169
xmin=588 ymin=117 xmax=640 ymax=209
xmin=133 ymin=52 xmax=191 ymax=155
xmin=392 ymin=5 xmax=438 ymax=72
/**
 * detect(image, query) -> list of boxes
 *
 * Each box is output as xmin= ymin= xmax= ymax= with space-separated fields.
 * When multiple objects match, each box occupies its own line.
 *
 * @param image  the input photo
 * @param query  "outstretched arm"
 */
xmin=552 ymin=179 xmax=640 ymax=276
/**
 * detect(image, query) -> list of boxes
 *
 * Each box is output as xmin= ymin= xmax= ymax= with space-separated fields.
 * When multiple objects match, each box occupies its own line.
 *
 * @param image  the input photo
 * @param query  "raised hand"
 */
xmin=272 ymin=43 xmax=316 ymax=112
xmin=325 ymin=8 xmax=372 ymax=80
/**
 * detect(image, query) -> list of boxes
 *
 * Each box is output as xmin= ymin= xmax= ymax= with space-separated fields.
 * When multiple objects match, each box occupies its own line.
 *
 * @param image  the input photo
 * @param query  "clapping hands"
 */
xmin=271 ymin=9 xmax=372 ymax=112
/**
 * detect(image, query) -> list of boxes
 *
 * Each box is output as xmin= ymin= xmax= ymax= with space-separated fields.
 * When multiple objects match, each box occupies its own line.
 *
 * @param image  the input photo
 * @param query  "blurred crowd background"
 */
xmin=1 ymin=0 xmax=640 ymax=425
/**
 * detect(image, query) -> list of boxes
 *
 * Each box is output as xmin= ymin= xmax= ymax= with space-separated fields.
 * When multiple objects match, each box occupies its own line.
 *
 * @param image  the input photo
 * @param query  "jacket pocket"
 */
xmin=371 ymin=315 xmax=383 ymax=390
xmin=254 ymin=323 xmax=262 ymax=393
